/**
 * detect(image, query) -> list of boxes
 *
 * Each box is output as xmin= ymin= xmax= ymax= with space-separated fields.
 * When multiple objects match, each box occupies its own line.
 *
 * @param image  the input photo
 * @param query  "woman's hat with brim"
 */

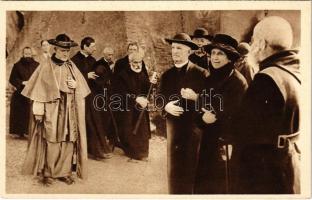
xmin=190 ymin=28 xmax=214 ymax=41
xmin=48 ymin=33 xmax=78 ymax=49
xmin=165 ymin=33 xmax=198 ymax=50
xmin=204 ymin=34 xmax=240 ymax=61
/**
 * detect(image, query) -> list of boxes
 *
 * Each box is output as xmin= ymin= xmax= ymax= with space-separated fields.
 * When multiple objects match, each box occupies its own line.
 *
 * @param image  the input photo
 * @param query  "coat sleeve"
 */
xmin=9 ymin=64 xmax=24 ymax=90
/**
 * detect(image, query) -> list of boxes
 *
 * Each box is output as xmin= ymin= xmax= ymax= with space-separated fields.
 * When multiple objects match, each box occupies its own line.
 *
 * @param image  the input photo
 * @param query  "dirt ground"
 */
xmin=5 ymin=134 xmax=168 ymax=194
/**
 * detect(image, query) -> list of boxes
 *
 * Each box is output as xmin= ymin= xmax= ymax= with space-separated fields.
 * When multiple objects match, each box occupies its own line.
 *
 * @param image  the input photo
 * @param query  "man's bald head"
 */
xmin=253 ymin=16 xmax=293 ymax=50
xmin=250 ymin=16 xmax=293 ymax=63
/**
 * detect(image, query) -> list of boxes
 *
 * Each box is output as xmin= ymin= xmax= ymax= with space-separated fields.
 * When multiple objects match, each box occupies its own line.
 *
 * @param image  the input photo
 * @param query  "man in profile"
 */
xmin=234 ymin=16 xmax=301 ymax=194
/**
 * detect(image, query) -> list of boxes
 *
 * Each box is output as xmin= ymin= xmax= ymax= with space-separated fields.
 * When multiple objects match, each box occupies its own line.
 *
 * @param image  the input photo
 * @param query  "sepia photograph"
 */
xmin=1 ymin=1 xmax=311 ymax=198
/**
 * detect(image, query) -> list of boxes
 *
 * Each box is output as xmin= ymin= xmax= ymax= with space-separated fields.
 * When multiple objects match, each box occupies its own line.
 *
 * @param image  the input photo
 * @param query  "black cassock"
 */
xmin=159 ymin=62 xmax=207 ymax=194
xmin=71 ymin=52 xmax=111 ymax=158
xmin=9 ymin=57 xmax=39 ymax=136
xmin=113 ymin=67 xmax=151 ymax=160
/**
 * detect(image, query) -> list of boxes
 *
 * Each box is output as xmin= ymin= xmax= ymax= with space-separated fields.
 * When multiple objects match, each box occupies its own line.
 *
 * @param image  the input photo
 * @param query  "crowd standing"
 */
xmin=8 ymin=16 xmax=301 ymax=194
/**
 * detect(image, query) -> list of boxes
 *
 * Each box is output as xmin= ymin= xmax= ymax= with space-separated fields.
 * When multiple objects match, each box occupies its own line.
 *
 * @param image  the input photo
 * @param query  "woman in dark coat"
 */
xmin=181 ymin=34 xmax=248 ymax=194
xmin=9 ymin=47 xmax=39 ymax=138
xmin=112 ymin=51 xmax=155 ymax=161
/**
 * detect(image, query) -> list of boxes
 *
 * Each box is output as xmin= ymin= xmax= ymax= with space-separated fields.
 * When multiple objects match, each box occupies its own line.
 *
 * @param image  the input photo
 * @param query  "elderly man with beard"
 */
xmin=9 ymin=47 xmax=39 ymax=139
xmin=113 ymin=49 xmax=157 ymax=162
xmin=114 ymin=42 xmax=148 ymax=76
xmin=21 ymin=34 xmax=90 ymax=186
xmin=159 ymin=33 xmax=208 ymax=194
xmin=234 ymin=16 xmax=301 ymax=194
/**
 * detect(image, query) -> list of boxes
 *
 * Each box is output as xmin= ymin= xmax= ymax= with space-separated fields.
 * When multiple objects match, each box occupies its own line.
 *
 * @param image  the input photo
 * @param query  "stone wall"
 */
xmin=6 ymin=10 xmax=301 ymax=136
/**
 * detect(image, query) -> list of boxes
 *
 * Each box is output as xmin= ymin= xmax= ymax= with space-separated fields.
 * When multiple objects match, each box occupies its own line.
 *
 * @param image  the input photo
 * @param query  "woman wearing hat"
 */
xmin=21 ymin=34 xmax=90 ymax=185
xmin=181 ymin=34 xmax=248 ymax=193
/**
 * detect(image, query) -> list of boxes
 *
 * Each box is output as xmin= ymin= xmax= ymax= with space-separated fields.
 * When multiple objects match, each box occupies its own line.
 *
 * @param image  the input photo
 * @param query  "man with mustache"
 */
xmin=234 ymin=16 xmax=301 ymax=194
xmin=113 ymin=49 xmax=157 ymax=161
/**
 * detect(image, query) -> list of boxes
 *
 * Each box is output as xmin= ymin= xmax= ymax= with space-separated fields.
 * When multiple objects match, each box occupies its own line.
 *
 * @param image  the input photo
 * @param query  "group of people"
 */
xmin=8 ymin=15 xmax=300 ymax=194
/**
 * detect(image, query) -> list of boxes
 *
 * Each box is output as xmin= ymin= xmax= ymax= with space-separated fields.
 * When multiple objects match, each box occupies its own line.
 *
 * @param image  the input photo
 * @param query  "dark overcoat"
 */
xmin=233 ymin=50 xmax=301 ymax=194
xmin=9 ymin=57 xmax=39 ymax=136
xmin=193 ymin=63 xmax=248 ymax=194
xmin=113 ymin=67 xmax=151 ymax=160
xmin=159 ymin=61 xmax=207 ymax=194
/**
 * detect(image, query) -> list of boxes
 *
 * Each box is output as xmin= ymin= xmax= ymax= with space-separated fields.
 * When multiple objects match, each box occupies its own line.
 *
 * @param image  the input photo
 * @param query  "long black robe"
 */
xmin=113 ymin=67 xmax=151 ymax=160
xmin=233 ymin=50 xmax=301 ymax=194
xmin=193 ymin=63 xmax=248 ymax=194
xmin=159 ymin=61 xmax=207 ymax=194
xmin=9 ymin=57 xmax=39 ymax=136
xmin=71 ymin=52 xmax=111 ymax=158
xmin=87 ymin=58 xmax=114 ymax=156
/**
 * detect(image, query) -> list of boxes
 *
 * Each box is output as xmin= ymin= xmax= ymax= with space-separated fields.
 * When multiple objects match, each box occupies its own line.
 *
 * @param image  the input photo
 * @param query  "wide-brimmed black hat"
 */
xmin=190 ymin=28 xmax=213 ymax=41
xmin=204 ymin=34 xmax=240 ymax=61
xmin=48 ymin=34 xmax=78 ymax=49
xmin=165 ymin=33 xmax=198 ymax=50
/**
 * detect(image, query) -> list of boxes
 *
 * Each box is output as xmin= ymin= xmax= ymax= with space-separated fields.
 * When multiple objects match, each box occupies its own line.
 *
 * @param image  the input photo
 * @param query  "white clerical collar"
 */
xmin=174 ymin=60 xmax=189 ymax=68
xmin=80 ymin=50 xmax=89 ymax=57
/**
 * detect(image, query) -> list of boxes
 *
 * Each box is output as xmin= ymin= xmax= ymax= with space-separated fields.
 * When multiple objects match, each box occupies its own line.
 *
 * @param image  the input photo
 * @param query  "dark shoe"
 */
xmin=58 ymin=176 xmax=75 ymax=185
xmin=39 ymin=177 xmax=53 ymax=186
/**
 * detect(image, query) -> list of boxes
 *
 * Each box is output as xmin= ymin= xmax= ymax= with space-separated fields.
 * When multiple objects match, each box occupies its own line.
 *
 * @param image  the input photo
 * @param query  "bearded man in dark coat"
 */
xmin=234 ymin=16 xmax=301 ymax=194
xmin=160 ymin=33 xmax=208 ymax=194
xmin=9 ymin=47 xmax=39 ymax=138
xmin=113 ymin=50 xmax=157 ymax=161
xmin=114 ymin=42 xmax=148 ymax=76
xmin=189 ymin=28 xmax=213 ymax=70
xmin=21 ymin=34 xmax=90 ymax=185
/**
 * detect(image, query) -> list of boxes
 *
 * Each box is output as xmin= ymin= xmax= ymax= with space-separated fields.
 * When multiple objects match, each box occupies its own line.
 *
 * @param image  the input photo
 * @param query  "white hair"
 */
xmin=129 ymin=48 xmax=145 ymax=61
xmin=253 ymin=16 xmax=293 ymax=50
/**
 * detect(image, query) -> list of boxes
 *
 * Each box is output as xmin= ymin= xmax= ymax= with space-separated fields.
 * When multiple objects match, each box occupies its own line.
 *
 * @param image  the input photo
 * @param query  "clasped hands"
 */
xmin=164 ymin=88 xmax=216 ymax=124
